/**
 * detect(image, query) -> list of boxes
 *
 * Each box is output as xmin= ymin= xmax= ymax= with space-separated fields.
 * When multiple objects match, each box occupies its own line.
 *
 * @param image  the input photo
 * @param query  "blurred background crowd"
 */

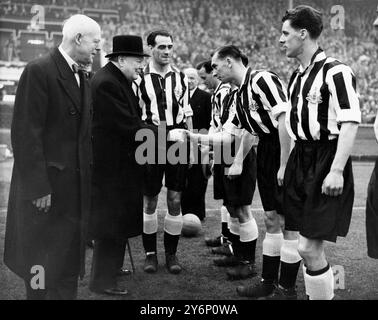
xmin=0 ymin=0 xmax=377 ymax=122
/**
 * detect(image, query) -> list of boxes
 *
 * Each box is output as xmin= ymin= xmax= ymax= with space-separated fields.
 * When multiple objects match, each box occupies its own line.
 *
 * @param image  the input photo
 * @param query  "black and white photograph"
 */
xmin=0 ymin=0 xmax=377 ymax=307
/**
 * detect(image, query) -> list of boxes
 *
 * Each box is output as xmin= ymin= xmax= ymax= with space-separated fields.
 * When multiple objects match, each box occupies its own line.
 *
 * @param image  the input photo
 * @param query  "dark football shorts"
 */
xmin=221 ymin=146 xmax=257 ymax=207
xmin=257 ymin=131 xmax=284 ymax=215
xmin=143 ymin=126 xmax=188 ymax=197
xmin=283 ymin=139 xmax=354 ymax=242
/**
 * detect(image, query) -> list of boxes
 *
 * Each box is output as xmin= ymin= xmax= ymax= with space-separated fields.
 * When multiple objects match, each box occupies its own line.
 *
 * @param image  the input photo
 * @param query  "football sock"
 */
xmin=228 ymin=218 xmax=240 ymax=256
xmin=279 ymin=239 xmax=301 ymax=289
xmin=239 ymin=218 xmax=259 ymax=262
xmin=262 ymin=232 xmax=284 ymax=283
xmin=221 ymin=206 xmax=231 ymax=240
xmin=304 ymin=264 xmax=334 ymax=300
xmin=303 ymin=264 xmax=310 ymax=299
xmin=164 ymin=212 xmax=183 ymax=255
xmin=143 ymin=212 xmax=158 ymax=253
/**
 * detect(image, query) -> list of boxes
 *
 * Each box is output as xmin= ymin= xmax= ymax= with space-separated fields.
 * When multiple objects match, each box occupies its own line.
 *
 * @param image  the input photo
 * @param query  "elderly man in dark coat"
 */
xmin=3 ymin=14 xmax=101 ymax=300
xmin=89 ymin=35 xmax=153 ymax=296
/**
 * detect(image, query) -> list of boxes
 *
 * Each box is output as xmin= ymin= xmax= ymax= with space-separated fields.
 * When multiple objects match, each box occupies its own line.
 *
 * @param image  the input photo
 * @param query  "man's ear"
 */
xmin=299 ymin=29 xmax=308 ymax=41
xmin=74 ymin=33 xmax=82 ymax=45
xmin=226 ymin=57 xmax=232 ymax=68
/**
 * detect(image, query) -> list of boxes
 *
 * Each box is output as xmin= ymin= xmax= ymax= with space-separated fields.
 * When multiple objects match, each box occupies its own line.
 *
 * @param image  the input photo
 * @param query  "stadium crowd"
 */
xmin=0 ymin=0 xmax=377 ymax=121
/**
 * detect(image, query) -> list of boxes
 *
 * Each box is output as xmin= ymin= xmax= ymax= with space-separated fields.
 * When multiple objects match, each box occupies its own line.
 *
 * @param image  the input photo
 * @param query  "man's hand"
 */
xmin=277 ymin=164 xmax=286 ymax=187
xmin=321 ymin=170 xmax=344 ymax=197
xmin=32 ymin=194 xmax=51 ymax=213
xmin=226 ymin=161 xmax=242 ymax=180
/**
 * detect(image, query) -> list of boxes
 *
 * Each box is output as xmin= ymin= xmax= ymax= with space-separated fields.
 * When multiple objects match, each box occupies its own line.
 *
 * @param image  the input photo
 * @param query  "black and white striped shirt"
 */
xmin=223 ymin=67 xmax=288 ymax=137
xmin=137 ymin=62 xmax=193 ymax=126
xmin=209 ymin=82 xmax=231 ymax=133
xmin=286 ymin=48 xmax=361 ymax=141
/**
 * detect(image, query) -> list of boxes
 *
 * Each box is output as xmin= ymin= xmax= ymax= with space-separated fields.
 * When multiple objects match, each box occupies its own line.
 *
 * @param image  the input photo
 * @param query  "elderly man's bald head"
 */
xmin=61 ymin=14 xmax=101 ymax=66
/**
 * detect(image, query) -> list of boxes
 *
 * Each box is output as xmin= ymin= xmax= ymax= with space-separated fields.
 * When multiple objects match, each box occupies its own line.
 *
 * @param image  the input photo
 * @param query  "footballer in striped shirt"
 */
xmin=279 ymin=5 xmax=361 ymax=300
xmin=136 ymin=30 xmax=194 ymax=275
xmin=202 ymin=45 xmax=300 ymax=299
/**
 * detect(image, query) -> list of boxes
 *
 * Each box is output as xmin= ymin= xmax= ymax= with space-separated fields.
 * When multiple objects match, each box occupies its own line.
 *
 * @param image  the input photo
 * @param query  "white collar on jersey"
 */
xmin=298 ymin=47 xmax=327 ymax=75
xmin=145 ymin=61 xmax=174 ymax=77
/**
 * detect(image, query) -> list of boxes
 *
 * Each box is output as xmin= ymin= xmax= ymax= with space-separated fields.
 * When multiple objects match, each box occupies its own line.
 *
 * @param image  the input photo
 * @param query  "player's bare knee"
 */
xmin=263 ymin=211 xmax=280 ymax=231
xmin=167 ymin=191 xmax=181 ymax=214
xmin=144 ymin=196 xmax=158 ymax=214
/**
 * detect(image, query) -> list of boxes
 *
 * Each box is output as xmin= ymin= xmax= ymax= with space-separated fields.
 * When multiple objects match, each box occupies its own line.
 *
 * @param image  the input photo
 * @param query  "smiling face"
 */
xmin=150 ymin=35 xmax=173 ymax=67
xmin=119 ymin=55 xmax=145 ymax=81
xmin=279 ymin=20 xmax=304 ymax=59
xmin=75 ymin=29 xmax=101 ymax=65
xmin=211 ymin=52 xmax=232 ymax=83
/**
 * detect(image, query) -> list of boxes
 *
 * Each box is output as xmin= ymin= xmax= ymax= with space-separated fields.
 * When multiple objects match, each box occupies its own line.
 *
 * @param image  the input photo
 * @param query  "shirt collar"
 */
xmin=298 ymin=47 xmax=326 ymax=75
xmin=238 ymin=67 xmax=252 ymax=92
xmin=190 ymin=87 xmax=197 ymax=98
xmin=145 ymin=61 xmax=173 ymax=77
xmin=58 ymin=45 xmax=78 ymax=72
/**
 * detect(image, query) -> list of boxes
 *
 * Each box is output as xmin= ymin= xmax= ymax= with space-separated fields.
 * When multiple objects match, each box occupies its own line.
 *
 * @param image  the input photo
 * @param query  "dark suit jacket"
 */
xmin=190 ymin=88 xmax=212 ymax=131
xmin=90 ymin=62 xmax=155 ymax=240
xmin=4 ymin=48 xmax=92 ymax=284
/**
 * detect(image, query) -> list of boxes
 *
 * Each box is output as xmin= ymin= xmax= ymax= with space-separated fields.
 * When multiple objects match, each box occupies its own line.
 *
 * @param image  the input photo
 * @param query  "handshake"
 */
xmin=167 ymin=128 xmax=193 ymax=143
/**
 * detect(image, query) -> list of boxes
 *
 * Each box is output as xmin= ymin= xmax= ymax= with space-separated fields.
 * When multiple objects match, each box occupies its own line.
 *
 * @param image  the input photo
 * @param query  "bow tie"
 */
xmin=72 ymin=64 xmax=89 ymax=78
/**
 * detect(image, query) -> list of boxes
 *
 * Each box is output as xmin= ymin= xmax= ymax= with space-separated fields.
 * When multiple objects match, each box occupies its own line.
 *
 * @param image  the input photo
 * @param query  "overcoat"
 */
xmin=4 ymin=48 xmax=92 ymax=284
xmin=90 ymin=62 xmax=154 ymax=240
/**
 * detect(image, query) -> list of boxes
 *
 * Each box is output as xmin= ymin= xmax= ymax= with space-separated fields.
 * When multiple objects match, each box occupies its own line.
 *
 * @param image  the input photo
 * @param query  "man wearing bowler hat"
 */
xmin=89 ymin=35 xmax=154 ymax=296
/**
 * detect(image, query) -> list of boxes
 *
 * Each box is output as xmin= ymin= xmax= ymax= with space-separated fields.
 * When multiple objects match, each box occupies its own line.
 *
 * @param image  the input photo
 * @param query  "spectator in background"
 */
xmin=181 ymin=67 xmax=212 ymax=221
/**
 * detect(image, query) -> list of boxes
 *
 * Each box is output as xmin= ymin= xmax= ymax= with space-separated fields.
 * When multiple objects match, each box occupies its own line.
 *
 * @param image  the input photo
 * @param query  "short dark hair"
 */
xmin=282 ymin=5 xmax=323 ymax=39
xmin=147 ymin=30 xmax=173 ymax=47
xmin=213 ymin=45 xmax=248 ymax=66
xmin=196 ymin=60 xmax=212 ymax=73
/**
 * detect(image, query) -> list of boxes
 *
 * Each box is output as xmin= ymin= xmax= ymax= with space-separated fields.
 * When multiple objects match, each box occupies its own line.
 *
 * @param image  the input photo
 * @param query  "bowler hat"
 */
xmin=105 ymin=35 xmax=150 ymax=58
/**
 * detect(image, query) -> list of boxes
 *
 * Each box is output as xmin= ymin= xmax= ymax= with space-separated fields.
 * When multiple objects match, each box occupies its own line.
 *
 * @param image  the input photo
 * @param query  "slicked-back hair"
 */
xmin=196 ymin=60 xmax=212 ymax=74
xmin=147 ymin=30 xmax=173 ymax=47
xmin=215 ymin=45 xmax=244 ymax=62
xmin=213 ymin=45 xmax=249 ymax=66
xmin=282 ymin=5 xmax=323 ymax=39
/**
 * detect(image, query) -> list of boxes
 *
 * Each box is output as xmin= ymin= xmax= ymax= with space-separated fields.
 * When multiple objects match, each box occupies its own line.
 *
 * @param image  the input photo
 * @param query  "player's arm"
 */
xmin=254 ymin=71 xmax=291 ymax=186
xmin=322 ymin=65 xmax=361 ymax=197
xmin=226 ymin=129 xmax=255 ymax=178
xmin=322 ymin=121 xmax=358 ymax=196
xmin=277 ymin=112 xmax=291 ymax=186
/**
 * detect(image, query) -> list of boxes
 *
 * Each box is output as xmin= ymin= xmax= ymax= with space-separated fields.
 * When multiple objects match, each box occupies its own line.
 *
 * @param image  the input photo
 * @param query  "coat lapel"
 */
xmin=51 ymin=48 xmax=82 ymax=113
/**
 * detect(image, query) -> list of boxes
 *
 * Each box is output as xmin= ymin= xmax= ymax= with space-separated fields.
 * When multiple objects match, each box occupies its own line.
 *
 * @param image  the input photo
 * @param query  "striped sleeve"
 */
xmin=326 ymin=64 xmax=361 ymax=124
xmin=222 ymin=94 xmax=244 ymax=138
xmin=252 ymin=71 xmax=289 ymax=120
xmin=181 ymin=73 xmax=193 ymax=117
xmin=210 ymin=84 xmax=230 ymax=131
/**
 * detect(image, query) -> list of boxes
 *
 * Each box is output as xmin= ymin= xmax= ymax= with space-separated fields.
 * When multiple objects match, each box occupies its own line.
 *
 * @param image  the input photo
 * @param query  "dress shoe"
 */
xmin=166 ymin=254 xmax=182 ymax=274
xmin=211 ymin=244 xmax=232 ymax=256
xmin=117 ymin=268 xmax=132 ymax=276
xmin=227 ymin=261 xmax=257 ymax=280
xmin=144 ymin=253 xmax=158 ymax=273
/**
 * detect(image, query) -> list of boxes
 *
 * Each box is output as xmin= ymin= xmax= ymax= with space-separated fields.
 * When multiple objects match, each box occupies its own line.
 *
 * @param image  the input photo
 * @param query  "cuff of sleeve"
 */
xmin=223 ymin=122 xmax=244 ymax=138
xmin=336 ymin=109 xmax=361 ymax=124
xmin=271 ymin=103 xmax=288 ymax=120
xmin=184 ymin=105 xmax=193 ymax=117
